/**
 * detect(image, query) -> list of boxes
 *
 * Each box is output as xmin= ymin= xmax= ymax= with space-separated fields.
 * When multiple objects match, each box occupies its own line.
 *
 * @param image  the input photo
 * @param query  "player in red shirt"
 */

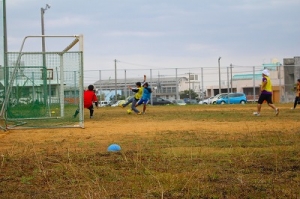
xmin=74 ymin=85 xmax=98 ymax=118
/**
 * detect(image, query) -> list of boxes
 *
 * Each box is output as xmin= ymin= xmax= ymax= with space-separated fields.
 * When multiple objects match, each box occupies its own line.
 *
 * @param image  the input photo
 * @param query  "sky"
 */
xmin=1 ymin=0 xmax=300 ymax=74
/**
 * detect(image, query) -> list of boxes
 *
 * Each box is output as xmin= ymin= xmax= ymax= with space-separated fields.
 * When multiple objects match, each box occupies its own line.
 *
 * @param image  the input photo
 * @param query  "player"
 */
xmin=135 ymin=82 xmax=152 ymax=115
xmin=291 ymin=79 xmax=300 ymax=109
xmin=253 ymin=69 xmax=279 ymax=116
xmin=74 ymin=85 xmax=98 ymax=119
xmin=122 ymin=75 xmax=146 ymax=114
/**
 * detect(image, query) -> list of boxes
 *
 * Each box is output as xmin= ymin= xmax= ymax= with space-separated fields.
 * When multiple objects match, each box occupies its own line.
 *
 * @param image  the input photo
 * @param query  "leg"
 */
xmin=268 ymin=103 xmax=276 ymax=111
xmin=265 ymin=95 xmax=279 ymax=116
xmin=143 ymin=104 xmax=146 ymax=113
xmin=131 ymin=99 xmax=140 ymax=113
xmin=73 ymin=109 xmax=79 ymax=118
xmin=122 ymin=98 xmax=133 ymax=108
xmin=88 ymin=105 xmax=94 ymax=118
xmin=253 ymin=94 xmax=264 ymax=116
xmin=256 ymin=103 xmax=262 ymax=113
xmin=293 ymin=97 xmax=299 ymax=109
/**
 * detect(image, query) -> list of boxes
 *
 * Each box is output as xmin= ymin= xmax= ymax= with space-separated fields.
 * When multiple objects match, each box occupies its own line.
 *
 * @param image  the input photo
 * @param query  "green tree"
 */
xmin=179 ymin=90 xmax=198 ymax=99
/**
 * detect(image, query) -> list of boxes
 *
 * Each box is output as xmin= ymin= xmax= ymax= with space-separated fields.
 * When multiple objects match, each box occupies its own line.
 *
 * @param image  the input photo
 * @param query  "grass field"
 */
xmin=0 ymin=103 xmax=299 ymax=198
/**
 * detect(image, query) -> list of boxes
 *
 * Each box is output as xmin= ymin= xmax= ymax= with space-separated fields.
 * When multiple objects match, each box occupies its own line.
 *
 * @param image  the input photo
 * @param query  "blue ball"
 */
xmin=107 ymin=144 xmax=121 ymax=152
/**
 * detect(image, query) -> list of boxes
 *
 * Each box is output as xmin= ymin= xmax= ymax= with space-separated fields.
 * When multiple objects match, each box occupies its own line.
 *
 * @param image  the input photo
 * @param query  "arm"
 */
xmin=93 ymin=94 xmax=99 ymax=108
xmin=128 ymin=86 xmax=139 ymax=93
xmin=143 ymin=75 xmax=146 ymax=83
xmin=261 ymin=81 xmax=267 ymax=91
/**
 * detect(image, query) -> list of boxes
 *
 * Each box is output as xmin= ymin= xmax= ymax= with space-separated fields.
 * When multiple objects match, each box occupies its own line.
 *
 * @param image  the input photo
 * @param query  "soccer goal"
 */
xmin=0 ymin=35 xmax=84 ymax=130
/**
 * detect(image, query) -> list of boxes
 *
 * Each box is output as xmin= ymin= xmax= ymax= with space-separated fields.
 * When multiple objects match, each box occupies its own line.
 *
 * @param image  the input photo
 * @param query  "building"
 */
xmin=283 ymin=56 xmax=300 ymax=102
xmin=206 ymin=61 xmax=283 ymax=103
xmin=93 ymin=73 xmax=202 ymax=101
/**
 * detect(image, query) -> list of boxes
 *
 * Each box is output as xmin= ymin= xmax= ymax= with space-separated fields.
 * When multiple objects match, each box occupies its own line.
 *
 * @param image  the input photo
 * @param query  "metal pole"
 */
xmin=253 ymin=66 xmax=256 ymax=103
xmin=188 ymin=71 xmax=191 ymax=99
xmin=230 ymin=63 xmax=233 ymax=92
xmin=201 ymin=67 xmax=204 ymax=99
xmin=124 ymin=69 xmax=127 ymax=98
xmin=114 ymin=59 xmax=117 ymax=101
xmin=218 ymin=57 xmax=221 ymax=94
xmin=175 ymin=68 xmax=179 ymax=99
xmin=278 ymin=63 xmax=282 ymax=103
xmin=150 ymin=69 xmax=153 ymax=105
xmin=41 ymin=4 xmax=50 ymax=105
xmin=99 ymin=70 xmax=102 ymax=101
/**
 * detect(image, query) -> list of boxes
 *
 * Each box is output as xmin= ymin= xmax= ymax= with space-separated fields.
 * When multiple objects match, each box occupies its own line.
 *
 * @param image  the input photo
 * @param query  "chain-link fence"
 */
xmin=85 ymin=62 xmax=300 ymax=104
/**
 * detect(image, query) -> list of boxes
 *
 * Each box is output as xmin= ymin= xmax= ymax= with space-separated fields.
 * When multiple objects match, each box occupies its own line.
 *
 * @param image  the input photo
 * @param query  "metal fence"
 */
xmin=84 ymin=63 xmax=300 ymax=103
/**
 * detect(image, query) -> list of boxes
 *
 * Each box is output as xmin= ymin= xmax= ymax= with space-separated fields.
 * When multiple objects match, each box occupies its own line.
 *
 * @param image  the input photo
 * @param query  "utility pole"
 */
xmin=41 ymin=4 xmax=50 ymax=104
xmin=189 ymin=71 xmax=191 ymax=99
xmin=218 ymin=57 xmax=221 ymax=94
xmin=230 ymin=63 xmax=233 ymax=92
xmin=114 ymin=59 xmax=117 ymax=102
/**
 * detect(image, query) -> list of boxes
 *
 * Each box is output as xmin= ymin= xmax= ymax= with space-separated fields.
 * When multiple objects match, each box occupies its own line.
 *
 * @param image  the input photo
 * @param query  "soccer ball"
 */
xmin=127 ymin=109 xmax=132 ymax=114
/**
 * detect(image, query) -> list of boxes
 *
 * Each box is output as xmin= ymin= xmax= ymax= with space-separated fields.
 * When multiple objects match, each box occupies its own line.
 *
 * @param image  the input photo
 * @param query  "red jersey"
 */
xmin=84 ymin=90 xmax=98 ymax=108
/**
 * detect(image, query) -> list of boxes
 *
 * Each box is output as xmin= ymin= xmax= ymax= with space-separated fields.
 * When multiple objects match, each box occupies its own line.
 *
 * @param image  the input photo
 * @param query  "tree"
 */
xmin=179 ymin=89 xmax=198 ymax=99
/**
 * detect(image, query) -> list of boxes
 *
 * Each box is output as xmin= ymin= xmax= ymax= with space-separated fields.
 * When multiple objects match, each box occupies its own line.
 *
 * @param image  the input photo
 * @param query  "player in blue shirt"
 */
xmin=135 ymin=82 xmax=152 ymax=115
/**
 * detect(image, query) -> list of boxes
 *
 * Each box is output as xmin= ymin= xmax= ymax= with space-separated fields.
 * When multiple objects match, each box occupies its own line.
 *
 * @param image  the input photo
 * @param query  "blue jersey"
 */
xmin=142 ymin=87 xmax=152 ymax=100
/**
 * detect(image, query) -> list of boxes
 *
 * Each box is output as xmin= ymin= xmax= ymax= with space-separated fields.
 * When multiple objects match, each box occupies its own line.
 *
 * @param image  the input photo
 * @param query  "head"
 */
xmin=88 ymin=85 xmax=94 ymax=91
xmin=136 ymin=82 xmax=141 ymax=87
xmin=143 ymin=82 xmax=149 ymax=87
xmin=262 ymin=69 xmax=269 ymax=77
xmin=297 ymin=79 xmax=300 ymax=84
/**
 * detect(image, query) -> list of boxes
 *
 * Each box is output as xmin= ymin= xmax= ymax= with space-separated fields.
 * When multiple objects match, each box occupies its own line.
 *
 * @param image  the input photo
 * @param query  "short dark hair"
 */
xmin=143 ymin=82 xmax=149 ymax=87
xmin=136 ymin=82 xmax=141 ymax=87
xmin=297 ymin=79 xmax=300 ymax=82
xmin=88 ymin=85 xmax=94 ymax=91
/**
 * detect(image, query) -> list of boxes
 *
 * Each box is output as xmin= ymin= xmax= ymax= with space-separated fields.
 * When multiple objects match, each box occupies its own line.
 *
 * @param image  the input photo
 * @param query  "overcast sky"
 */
xmin=1 ymin=0 xmax=300 ymax=72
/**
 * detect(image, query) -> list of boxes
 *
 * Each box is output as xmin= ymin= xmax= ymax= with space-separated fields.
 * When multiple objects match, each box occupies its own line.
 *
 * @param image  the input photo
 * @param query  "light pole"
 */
xmin=218 ymin=57 xmax=221 ymax=94
xmin=41 ymin=4 xmax=50 ymax=104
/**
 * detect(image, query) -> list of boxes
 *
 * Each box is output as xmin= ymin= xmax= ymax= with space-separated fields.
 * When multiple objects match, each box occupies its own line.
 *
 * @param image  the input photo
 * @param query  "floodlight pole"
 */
xmin=218 ymin=57 xmax=221 ymax=94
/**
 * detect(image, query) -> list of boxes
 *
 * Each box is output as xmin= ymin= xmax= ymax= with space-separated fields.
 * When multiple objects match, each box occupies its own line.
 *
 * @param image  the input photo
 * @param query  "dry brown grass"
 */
xmin=0 ymin=104 xmax=299 ymax=198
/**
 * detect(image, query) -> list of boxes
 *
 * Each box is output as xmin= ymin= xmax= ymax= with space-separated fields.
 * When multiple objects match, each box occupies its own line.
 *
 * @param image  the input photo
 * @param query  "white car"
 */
xmin=210 ymin=93 xmax=228 ymax=104
xmin=199 ymin=97 xmax=213 ymax=104
xmin=172 ymin=99 xmax=186 ymax=105
xmin=111 ymin=100 xmax=126 ymax=107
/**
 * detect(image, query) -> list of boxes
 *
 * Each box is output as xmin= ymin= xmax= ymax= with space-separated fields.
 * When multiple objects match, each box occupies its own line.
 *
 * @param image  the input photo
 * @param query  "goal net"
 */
xmin=0 ymin=35 xmax=84 ymax=129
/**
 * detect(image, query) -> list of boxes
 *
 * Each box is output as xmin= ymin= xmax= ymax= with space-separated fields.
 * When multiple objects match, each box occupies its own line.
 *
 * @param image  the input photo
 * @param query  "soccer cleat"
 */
xmin=253 ymin=112 xmax=260 ymax=116
xmin=291 ymin=107 xmax=295 ymax=110
xmin=137 ymin=112 xmax=142 ymax=115
xmin=90 ymin=116 xmax=93 ymax=119
xmin=275 ymin=108 xmax=279 ymax=116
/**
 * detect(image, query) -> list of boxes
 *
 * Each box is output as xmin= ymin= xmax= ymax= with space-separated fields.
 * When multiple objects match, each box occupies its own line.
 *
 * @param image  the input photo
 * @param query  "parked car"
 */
xmin=199 ymin=97 xmax=213 ymax=104
xmin=216 ymin=93 xmax=247 ymax=104
xmin=98 ymin=101 xmax=109 ymax=107
xmin=172 ymin=99 xmax=186 ymax=105
xmin=150 ymin=97 xmax=173 ymax=105
xmin=186 ymin=99 xmax=198 ymax=105
xmin=111 ymin=100 xmax=126 ymax=107
xmin=211 ymin=93 xmax=228 ymax=104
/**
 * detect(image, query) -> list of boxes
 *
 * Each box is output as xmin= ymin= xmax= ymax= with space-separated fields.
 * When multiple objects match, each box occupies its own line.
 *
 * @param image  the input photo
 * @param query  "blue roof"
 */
xmin=233 ymin=62 xmax=281 ymax=80
xmin=233 ymin=74 xmax=261 ymax=80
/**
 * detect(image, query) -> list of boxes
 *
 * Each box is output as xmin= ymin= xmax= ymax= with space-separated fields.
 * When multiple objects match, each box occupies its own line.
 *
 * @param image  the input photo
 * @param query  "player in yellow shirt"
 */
xmin=291 ymin=79 xmax=300 ymax=109
xmin=122 ymin=75 xmax=146 ymax=114
xmin=253 ymin=69 xmax=279 ymax=116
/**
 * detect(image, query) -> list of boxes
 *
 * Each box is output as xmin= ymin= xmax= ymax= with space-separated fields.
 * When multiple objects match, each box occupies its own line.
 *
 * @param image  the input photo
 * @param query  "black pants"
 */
xmin=74 ymin=105 xmax=94 ymax=118
xmin=293 ymin=96 xmax=300 ymax=108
